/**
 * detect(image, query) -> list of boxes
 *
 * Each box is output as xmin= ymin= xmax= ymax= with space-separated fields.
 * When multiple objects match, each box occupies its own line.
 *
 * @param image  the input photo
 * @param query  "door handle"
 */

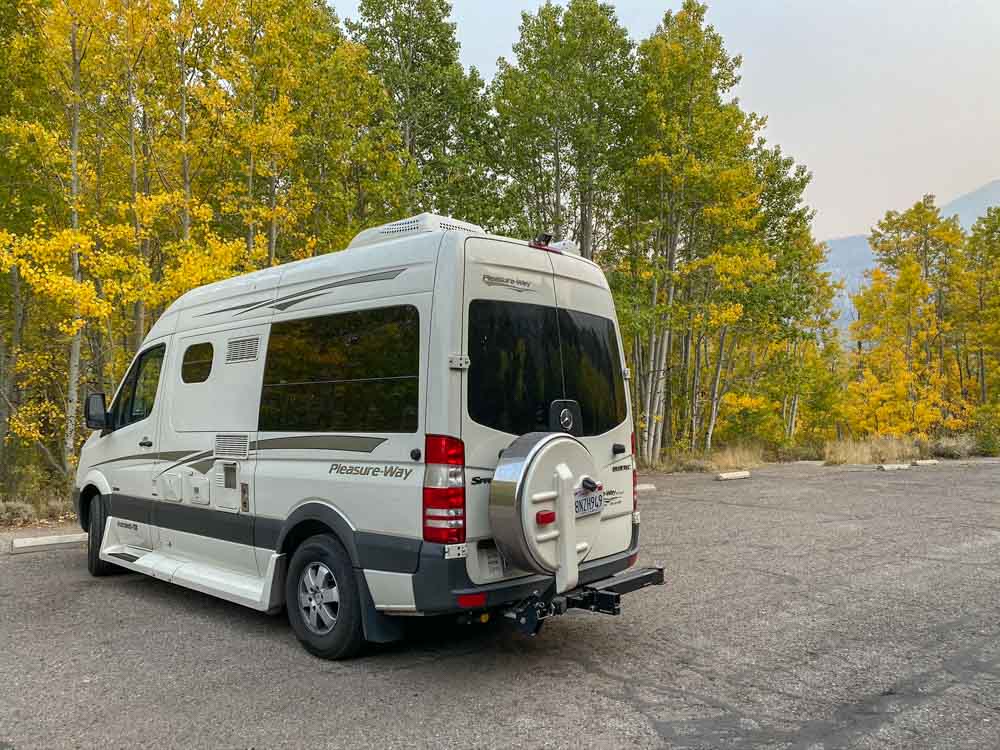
xmin=139 ymin=438 xmax=153 ymax=448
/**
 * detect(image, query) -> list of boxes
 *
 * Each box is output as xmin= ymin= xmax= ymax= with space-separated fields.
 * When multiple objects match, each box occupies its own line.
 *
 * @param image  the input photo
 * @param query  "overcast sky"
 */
xmin=333 ymin=0 xmax=1000 ymax=239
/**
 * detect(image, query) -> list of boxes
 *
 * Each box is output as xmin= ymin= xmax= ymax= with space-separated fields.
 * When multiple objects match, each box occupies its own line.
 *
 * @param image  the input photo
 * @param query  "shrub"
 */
xmin=0 ymin=501 xmax=38 ymax=526
xmin=44 ymin=498 xmax=73 ymax=519
xmin=972 ymin=406 xmax=1000 ymax=457
xmin=975 ymin=430 xmax=1000 ymax=457
xmin=775 ymin=441 xmax=826 ymax=462
xmin=929 ymin=433 xmax=976 ymax=459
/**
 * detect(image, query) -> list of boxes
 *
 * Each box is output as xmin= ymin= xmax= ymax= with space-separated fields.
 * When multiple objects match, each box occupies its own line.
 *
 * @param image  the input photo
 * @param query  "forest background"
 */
xmin=2 ymin=0 xmax=998 ymax=522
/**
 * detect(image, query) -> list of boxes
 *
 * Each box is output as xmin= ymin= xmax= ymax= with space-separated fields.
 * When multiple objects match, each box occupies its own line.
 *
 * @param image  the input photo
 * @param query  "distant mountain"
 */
xmin=823 ymin=179 xmax=1000 ymax=329
xmin=941 ymin=179 xmax=1000 ymax=230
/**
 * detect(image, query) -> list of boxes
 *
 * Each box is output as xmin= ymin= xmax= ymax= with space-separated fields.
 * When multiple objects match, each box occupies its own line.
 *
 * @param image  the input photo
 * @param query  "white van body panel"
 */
xmin=74 ymin=215 xmax=638 ymax=625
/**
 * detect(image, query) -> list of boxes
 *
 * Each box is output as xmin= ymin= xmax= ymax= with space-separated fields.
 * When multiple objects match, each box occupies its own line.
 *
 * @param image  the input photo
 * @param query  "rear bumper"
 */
xmin=411 ymin=523 xmax=640 ymax=614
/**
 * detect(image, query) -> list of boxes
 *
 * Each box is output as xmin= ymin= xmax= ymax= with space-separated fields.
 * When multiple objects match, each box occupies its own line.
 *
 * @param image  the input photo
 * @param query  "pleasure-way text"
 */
xmin=74 ymin=213 xmax=663 ymax=659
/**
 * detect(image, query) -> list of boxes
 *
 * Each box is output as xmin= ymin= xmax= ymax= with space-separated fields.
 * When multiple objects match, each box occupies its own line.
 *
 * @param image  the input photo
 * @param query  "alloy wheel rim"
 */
xmin=298 ymin=561 xmax=340 ymax=635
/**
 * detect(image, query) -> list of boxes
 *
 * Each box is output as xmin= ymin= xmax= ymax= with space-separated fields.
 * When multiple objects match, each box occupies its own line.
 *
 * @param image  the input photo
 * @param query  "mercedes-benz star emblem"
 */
xmin=559 ymin=408 xmax=574 ymax=432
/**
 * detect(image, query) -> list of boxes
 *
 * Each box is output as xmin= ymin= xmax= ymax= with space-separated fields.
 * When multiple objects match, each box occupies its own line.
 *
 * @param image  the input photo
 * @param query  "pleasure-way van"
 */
xmin=74 ymin=214 xmax=663 ymax=659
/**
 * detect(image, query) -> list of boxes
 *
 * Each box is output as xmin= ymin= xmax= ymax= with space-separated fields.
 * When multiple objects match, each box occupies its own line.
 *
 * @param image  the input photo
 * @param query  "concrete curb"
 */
xmin=877 ymin=463 xmax=910 ymax=471
xmin=912 ymin=459 xmax=940 ymax=466
xmin=9 ymin=533 xmax=87 ymax=555
xmin=636 ymin=483 xmax=657 ymax=492
xmin=717 ymin=470 xmax=751 ymax=481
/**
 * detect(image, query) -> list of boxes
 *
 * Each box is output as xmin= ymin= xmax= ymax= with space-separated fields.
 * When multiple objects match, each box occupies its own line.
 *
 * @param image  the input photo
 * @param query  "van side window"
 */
xmin=109 ymin=344 xmax=166 ymax=429
xmin=259 ymin=305 xmax=419 ymax=433
xmin=181 ymin=342 xmax=214 ymax=383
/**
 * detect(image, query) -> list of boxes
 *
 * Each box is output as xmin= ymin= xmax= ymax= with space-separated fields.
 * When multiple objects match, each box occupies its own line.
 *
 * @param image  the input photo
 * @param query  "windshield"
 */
xmin=467 ymin=300 xmax=627 ymax=437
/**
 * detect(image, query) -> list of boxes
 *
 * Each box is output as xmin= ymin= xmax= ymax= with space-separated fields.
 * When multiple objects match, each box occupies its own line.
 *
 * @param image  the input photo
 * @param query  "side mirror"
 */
xmin=85 ymin=392 xmax=108 ymax=430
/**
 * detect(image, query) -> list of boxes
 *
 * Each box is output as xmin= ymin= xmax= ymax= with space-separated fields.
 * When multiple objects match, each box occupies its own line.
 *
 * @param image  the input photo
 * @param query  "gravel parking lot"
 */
xmin=2 ymin=460 xmax=1000 ymax=749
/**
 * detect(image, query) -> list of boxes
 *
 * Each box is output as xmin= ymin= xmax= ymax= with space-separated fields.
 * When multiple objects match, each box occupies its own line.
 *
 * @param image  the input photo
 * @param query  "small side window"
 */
xmin=181 ymin=342 xmax=214 ymax=384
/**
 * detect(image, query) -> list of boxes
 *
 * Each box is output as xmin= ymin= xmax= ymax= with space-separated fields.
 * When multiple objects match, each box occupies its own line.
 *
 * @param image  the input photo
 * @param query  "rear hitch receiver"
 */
xmin=503 ymin=566 xmax=665 ymax=631
xmin=560 ymin=565 xmax=664 ymax=615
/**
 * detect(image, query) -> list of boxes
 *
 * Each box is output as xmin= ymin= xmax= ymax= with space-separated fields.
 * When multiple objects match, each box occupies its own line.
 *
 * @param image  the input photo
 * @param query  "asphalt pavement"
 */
xmin=2 ymin=460 xmax=1000 ymax=749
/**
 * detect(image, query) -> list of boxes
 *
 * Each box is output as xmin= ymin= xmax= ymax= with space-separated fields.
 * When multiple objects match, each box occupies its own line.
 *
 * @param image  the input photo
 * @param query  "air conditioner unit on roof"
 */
xmin=347 ymin=213 xmax=485 ymax=249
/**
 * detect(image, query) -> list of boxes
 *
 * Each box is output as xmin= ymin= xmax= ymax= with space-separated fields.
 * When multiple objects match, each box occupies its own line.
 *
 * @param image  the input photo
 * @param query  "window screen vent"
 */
xmin=214 ymin=433 xmax=249 ymax=459
xmin=226 ymin=336 xmax=259 ymax=363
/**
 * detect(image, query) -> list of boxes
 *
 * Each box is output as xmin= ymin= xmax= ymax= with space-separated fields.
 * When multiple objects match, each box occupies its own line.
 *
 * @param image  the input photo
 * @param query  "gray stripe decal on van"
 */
xmin=91 ymin=450 xmax=200 ymax=469
xmin=105 ymin=493 xmax=420 ymax=572
xmin=252 ymin=435 xmax=386 ymax=453
xmin=195 ymin=300 xmax=260 ymax=316
xmin=99 ymin=435 xmax=385 ymax=480
xmin=155 ymin=450 xmax=215 ymax=477
xmin=196 ymin=268 xmax=405 ymax=318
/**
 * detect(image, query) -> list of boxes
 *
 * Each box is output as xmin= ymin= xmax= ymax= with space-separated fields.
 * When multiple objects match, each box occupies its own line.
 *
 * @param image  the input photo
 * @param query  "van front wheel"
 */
xmin=285 ymin=534 xmax=364 ymax=660
xmin=87 ymin=498 xmax=116 ymax=577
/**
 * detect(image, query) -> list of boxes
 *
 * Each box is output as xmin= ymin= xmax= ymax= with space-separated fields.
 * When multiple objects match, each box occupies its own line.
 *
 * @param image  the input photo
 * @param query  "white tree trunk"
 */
xmin=704 ymin=326 xmax=728 ymax=454
xmin=64 ymin=20 xmax=84 ymax=478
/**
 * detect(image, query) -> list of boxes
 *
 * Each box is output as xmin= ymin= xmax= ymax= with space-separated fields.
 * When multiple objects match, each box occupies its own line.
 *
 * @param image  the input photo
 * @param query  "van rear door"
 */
xmin=460 ymin=238 xmax=632 ymax=584
xmin=548 ymin=252 xmax=633 ymax=561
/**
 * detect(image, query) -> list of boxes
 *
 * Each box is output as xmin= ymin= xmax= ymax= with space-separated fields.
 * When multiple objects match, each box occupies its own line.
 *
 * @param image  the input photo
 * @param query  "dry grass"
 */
xmin=823 ymin=436 xmax=922 ymax=466
xmin=649 ymin=454 xmax=711 ymax=474
xmin=648 ymin=443 xmax=765 ymax=473
xmin=710 ymin=443 xmax=765 ymax=471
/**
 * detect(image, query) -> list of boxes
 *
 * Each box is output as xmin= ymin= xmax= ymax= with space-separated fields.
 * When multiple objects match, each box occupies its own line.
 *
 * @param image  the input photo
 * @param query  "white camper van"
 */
xmin=73 ymin=214 xmax=663 ymax=659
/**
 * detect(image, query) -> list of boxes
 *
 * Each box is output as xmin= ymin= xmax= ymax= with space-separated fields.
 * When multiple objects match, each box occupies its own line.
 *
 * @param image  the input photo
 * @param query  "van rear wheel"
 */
xmin=285 ymin=534 xmax=364 ymax=660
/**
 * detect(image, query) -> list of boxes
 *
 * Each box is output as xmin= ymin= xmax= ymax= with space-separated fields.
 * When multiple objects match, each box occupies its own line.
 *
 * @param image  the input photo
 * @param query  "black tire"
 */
xmin=86 ymin=497 xmax=116 ymax=577
xmin=285 ymin=534 xmax=365 ymax=660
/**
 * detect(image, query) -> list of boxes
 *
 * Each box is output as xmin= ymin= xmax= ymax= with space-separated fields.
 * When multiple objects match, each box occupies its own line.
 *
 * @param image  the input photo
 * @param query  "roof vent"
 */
xmin=347 ymin=213 xmax=484 ymax=249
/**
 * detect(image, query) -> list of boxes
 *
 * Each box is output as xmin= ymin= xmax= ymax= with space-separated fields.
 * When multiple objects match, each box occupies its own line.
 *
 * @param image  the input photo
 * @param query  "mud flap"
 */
xmin=354 ymin=569 xmax=406 ymax=644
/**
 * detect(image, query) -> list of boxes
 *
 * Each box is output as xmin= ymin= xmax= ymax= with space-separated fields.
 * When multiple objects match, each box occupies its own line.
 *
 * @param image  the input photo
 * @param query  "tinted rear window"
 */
xmin=559 ymin=309 xmax=628 ymax=436
xmin=259 ymin=305 xmax=419 ymax=433
xmin=467 ymin=300 xmax=626 ymax=436
xmin=468 ymin=300 xmax=563 ymax=435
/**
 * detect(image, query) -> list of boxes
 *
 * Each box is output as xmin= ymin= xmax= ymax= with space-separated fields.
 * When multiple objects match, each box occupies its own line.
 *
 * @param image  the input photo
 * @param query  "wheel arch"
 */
xmin=272 ymin=501 xmax=406 ymax=645
xmin=275 ymin=501 xmax=360 ymax=567
xmin=78 ymin=484 xmax=105 ymax=532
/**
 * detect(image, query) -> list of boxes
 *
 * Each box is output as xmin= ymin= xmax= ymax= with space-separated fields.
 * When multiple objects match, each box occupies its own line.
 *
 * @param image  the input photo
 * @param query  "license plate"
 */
xmin=575 ymin=491 xmax=604 ymax=517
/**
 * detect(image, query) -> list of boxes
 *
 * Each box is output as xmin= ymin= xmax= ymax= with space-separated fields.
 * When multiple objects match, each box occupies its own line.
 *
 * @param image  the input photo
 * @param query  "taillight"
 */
xmin=529 ymin=241 xmax=563 ymax=254
xmin=456 ymin=592 xmax=486 ymax=609
xmin=632 ymin=431 xmax=638 ymax=511
xmin=423 ymin=434 xmax=465 ymax=544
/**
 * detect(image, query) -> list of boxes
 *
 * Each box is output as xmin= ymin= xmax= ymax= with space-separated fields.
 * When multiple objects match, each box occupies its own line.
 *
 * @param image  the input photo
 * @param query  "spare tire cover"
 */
xmin=489 ymin=431 xmax=602 ymax=577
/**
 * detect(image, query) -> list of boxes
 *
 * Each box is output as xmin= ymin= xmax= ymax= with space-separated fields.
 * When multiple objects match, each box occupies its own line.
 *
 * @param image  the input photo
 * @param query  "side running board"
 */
xmin=108 ymin=551 xmax=141 ymax=563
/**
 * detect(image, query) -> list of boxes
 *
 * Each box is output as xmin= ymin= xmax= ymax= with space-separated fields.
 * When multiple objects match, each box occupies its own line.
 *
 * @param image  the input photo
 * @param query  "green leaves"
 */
xmin=491 ymin=0 xmax=635 ymax=257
